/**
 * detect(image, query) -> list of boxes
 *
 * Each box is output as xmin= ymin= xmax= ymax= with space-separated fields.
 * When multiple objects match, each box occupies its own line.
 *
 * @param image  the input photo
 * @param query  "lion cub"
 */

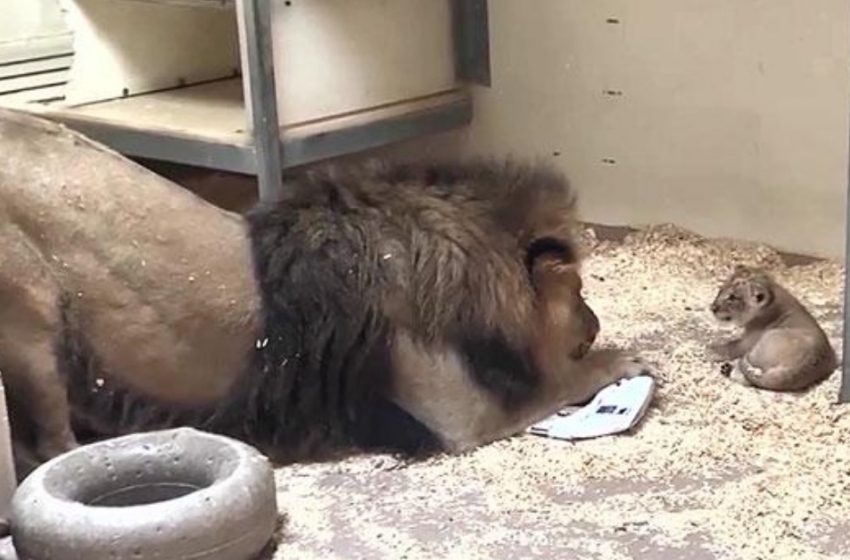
xmin=707 ymin=265 xmax=837 ymax=392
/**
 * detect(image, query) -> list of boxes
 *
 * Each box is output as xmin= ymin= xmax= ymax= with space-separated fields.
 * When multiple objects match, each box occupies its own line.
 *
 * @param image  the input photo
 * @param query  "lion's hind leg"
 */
xmin=737 ymin=331 xmax=826 ymax=392
xmin=0 ymin=230 xmax=77 ymax=462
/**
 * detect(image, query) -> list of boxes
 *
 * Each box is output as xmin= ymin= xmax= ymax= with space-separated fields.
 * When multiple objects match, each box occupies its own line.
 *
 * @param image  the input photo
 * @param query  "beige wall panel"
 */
xmin=268 ymin=0 xmax=457 ymax=125
xmin=60 ymin=0 xmax=240 ymax=104
xmin=379 ymin=0 xmax=850 ymax=258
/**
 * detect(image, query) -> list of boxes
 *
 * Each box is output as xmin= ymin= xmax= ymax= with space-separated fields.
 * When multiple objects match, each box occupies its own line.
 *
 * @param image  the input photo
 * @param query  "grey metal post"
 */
xmin=841 ymin=131 xmax=850 ymax=402
xmin=450 ymin=0 xmax=491 ymax=86
xmin=241 ymin=0 xmax=285 ymax=202
xmin=0 ymin=374 xmax=16 ymax=527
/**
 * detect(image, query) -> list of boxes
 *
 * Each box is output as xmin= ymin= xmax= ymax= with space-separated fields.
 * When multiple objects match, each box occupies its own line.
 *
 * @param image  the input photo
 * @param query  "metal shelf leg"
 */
xmin=835 ymin=34 xmax=850 ymax=403
xmin=241 ymin=0 xmax=284 ymax=202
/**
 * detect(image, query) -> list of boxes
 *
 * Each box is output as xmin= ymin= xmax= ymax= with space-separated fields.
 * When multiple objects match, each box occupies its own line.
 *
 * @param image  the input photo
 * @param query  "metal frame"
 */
xmin=32 ymin=0 xmax=489 ymax=202
xmin=451 ymin=0 xmax=491 ymax=86
xmin=281 ymin=93 xmax=472 ymax=169
xmin=48 ymin=122 xmax=259 ymax=174
xmin=50 ymin=91 xmax=472 ymax=176
xmin=243 ymin=0 xmax=489 ymax=201
xmin=841 ymin=132 xmax=850 ymax=403
xmin=0 ymin=374 xmax=16 ymax=525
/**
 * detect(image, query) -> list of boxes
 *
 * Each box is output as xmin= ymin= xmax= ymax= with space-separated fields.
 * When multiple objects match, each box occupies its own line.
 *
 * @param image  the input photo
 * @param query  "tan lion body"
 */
xmin=0 ymin=108 xmax=651 ymax=482
xmin=0 ymin=110 xmax=260 ymax=460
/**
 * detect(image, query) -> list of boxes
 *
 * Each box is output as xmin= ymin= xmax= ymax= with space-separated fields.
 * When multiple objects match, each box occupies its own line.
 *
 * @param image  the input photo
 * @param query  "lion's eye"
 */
xmin=526 ymin=237 xmax=576 ymax=272
xmin=727 ymin=294 xmax=738 ymax=302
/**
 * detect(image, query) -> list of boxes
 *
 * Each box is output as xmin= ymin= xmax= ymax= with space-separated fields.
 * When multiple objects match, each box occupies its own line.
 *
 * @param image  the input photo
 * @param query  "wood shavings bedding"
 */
xmin=269 ymin=223 xmax=849 ymax=560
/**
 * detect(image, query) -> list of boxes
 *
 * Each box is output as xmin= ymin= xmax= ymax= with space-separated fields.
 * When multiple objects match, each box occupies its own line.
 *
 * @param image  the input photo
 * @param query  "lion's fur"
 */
xmin=54 ymin=159 xmax=582 ymax=462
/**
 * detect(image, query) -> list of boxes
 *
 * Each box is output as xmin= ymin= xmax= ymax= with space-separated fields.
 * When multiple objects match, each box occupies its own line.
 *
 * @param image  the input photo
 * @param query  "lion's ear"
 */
xmin=526 ymin=237 xmax=577 ymax=271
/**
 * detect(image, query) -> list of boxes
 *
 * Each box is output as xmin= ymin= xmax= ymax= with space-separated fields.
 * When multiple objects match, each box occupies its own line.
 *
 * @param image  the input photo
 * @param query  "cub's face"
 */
xmin=710 ymin=266 xmax=773 ymax=326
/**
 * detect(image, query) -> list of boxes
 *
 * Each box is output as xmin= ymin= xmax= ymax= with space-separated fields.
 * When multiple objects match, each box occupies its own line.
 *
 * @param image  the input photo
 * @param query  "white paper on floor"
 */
xmin=527 ymin=375 xmax=656 ymax=441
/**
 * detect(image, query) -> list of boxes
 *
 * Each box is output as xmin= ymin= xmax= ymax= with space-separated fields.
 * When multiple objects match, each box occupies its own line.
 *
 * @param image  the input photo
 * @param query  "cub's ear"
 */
xmin=732 ymin=264 xmax=751 ymax=277
xmin=748 ymin=283 xmax=773 ymax=307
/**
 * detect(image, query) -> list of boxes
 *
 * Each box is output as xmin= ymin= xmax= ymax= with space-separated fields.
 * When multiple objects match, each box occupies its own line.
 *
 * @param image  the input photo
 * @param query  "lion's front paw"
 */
xmin=616 ymin=353 xmax=657 ymax=380
xmin=706 ymin=341 xmax=737 ymax=363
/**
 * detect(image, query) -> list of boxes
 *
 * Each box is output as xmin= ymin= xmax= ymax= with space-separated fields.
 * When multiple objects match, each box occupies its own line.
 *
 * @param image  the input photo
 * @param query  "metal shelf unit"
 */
xmin=3 ymin=0 xmax=490 ymax=202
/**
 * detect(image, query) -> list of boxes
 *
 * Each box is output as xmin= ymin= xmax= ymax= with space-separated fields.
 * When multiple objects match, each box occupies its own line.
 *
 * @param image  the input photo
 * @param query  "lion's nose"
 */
xmin=585 ymin=307 xmax=600 ymax=344
xmin=710 ymin=303 xmax=720 ymax=314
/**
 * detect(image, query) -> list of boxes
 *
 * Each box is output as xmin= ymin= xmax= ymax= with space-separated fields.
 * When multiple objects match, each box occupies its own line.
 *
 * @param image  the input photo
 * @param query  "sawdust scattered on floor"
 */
xmin=270 ymin=224 xmax=849 ymax=560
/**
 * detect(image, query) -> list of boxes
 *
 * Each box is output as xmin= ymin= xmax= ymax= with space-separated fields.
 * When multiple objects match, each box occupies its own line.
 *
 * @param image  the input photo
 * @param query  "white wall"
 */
xmin=0 ymin=0 xmax=68 ymax=45
xmin=0 ymin=0 xmax=72 ymax=104
xmin=381 ymin=0 xmax=850 ymax=258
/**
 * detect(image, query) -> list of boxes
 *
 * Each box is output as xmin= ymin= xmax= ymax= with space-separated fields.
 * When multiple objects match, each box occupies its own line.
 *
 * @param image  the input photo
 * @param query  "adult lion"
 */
xmin=0 ymin=108 xmax=650 ymax=476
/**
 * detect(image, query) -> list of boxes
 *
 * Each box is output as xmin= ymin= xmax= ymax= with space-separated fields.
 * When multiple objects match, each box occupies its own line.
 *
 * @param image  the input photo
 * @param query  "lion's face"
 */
xmin=565 ymin=269 xmax=600 ymax=359
xmin=530 ymin=255 xmax=600 ymax=360
xmin=710 ymin=265 xmax=773 ymax=326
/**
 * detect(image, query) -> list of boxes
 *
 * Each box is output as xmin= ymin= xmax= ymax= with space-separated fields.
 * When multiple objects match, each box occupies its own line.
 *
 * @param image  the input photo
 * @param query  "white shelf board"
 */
xmin=50 ymin=78 xmax=248 ymax=145
xmin=105 ymin=0 xmax=234 ymax=9
xmin=4 ymin=78 xmax=472 ymax=173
